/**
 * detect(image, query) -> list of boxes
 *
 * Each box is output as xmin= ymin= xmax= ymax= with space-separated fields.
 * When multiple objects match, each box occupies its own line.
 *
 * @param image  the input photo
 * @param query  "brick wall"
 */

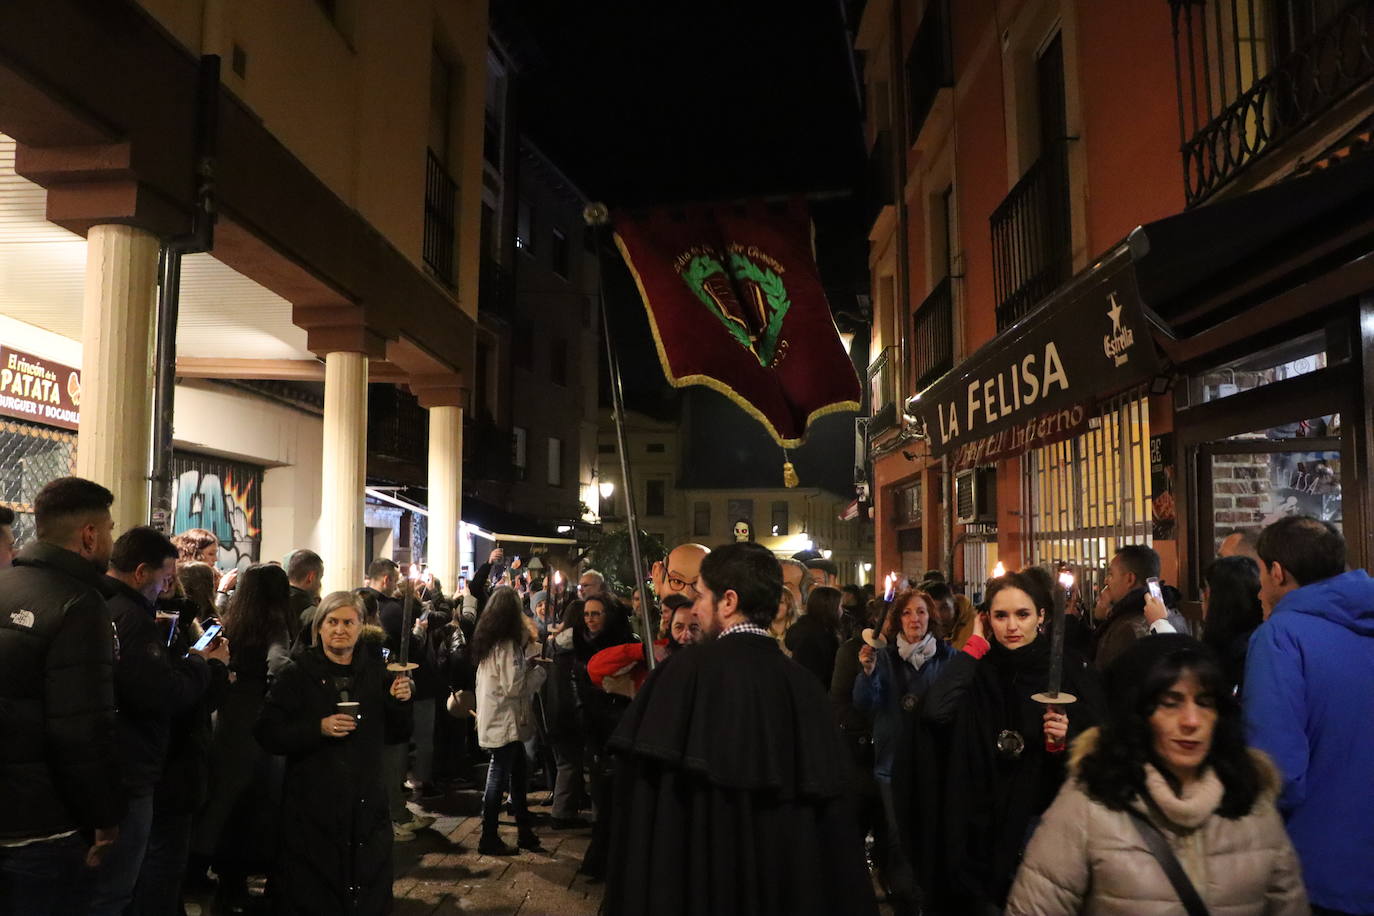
xmin=1211 ymin=452 xmax=1270 ymax=551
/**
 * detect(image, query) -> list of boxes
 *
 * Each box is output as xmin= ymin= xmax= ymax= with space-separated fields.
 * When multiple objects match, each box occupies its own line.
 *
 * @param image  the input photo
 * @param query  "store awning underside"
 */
xmin=907 ymin=152 xmax=1374 ymax=462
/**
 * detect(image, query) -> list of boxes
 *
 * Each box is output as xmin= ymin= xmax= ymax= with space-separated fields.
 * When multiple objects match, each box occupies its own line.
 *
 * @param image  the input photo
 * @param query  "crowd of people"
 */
xmin=1 ymin=475 xmax=1371 ymax=916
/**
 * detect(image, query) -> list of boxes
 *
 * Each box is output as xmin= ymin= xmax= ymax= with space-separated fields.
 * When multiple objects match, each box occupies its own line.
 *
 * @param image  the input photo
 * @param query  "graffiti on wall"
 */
xmin=171 ymin=452 xmax=263 ymax=571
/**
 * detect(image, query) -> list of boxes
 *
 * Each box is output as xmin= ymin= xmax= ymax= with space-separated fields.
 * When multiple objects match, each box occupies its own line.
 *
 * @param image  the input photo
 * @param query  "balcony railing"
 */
xmin=990 ymin=142 xmax=1072 ymax=331
xmin=1171 ymin=0 xmax=1374 ymax=206
xmin=423 ymin=149 xmax=458 ymax=287
xmin=867 ymin=345 xmax=900 ymax=434
xmin=906 ymin=0 xmax=953 ymax=140
xmin=866 ymin=128 xmax=894 ymax=227
xmin=913 ymin=275 xmax=955 ymax=392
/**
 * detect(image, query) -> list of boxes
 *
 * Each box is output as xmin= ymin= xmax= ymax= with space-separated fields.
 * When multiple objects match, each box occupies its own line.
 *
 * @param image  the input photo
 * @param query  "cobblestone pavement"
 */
xmin=390 ymin=790 xmax=604 ymax=916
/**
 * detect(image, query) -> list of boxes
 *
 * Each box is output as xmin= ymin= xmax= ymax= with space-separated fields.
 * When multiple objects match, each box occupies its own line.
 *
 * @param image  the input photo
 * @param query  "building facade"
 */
xmin=0 ymin=0 xmax=488 ymax=591
xmin=859 ymin=0 xmax=1374 ymax=607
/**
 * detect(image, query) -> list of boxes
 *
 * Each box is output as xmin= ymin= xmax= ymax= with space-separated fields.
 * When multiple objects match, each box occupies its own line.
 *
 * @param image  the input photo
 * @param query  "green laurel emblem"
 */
xmin=680 ymin=250 xmax=791 ymax=367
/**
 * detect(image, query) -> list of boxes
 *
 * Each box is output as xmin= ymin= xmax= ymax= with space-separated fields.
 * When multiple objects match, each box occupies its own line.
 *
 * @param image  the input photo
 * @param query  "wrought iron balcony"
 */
xmin=423 ymin=149 xmax=458 ymax=286
xmin=913 ymin=275 xmax=955 ymax=392
xmin=906 ymin=0 xmax=953 ymax=140
xmin=1171 ymin=0 xmax=1374 ymax=207
xmin=990 ymin=142 xmax=1072 ymax=331
xmin=867 ymin=345 xmax=900 ymax=434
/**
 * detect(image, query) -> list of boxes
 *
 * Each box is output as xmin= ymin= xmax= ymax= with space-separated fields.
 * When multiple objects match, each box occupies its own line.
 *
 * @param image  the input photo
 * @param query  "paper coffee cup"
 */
xmin=335 ymin=701 xmax=361 ymax=723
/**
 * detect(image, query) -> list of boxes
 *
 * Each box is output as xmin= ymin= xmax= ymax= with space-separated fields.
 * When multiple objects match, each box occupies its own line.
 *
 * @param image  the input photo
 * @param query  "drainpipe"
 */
xmin=149 ymin=55 xmax=220 ymax=532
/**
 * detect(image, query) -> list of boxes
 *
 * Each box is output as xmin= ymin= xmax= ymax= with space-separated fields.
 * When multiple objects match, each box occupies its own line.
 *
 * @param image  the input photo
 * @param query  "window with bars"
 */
xmin=0 ymin=421 xmax=77 ymax=548
xmin=1022 ymin=391 xmax=1152 ymax=593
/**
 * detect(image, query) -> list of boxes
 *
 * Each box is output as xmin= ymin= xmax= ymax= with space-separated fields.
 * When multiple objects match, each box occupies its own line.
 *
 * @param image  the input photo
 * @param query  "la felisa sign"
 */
xmin=908 ymin=248 xmax=1158 ymax=461
xmin=0 ymin=346 xmax=82 ymax=431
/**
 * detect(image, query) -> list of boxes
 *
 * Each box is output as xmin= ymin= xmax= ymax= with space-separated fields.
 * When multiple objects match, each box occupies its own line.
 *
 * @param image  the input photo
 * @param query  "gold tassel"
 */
xmin=783 ymin=461 xmax=799 ymax=488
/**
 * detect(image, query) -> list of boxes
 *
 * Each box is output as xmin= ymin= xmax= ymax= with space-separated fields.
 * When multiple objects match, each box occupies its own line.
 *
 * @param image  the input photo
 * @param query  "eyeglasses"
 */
xmin=666 ymin=575 xmax=699 ymax=593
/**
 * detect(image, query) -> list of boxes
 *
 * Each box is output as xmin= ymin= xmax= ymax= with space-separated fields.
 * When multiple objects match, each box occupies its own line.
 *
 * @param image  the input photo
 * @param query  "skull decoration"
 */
xmin=733 ymin=519 xmax=752 ymax=543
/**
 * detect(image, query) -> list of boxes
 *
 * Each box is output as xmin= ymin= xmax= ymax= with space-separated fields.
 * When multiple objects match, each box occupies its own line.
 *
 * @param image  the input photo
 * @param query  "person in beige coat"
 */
xmin=1007 ymin=634 xmax=1306 ymax=916
xmin=471 ymin=586 xmax=548 ymax=856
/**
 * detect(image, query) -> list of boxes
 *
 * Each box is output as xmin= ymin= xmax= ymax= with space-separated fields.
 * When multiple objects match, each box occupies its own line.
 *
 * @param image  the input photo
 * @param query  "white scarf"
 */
xmin=896 ymin=632 xmax=938 ymax=670
xmin=1143 ymin=763 xmax=1224 ymax=829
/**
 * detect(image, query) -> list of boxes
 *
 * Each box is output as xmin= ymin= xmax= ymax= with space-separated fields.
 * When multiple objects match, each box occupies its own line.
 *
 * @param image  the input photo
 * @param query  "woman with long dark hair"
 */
xmin=854 ymin=588 xmax=954 ymax=914
xmin=1007 ymin=634 xmax=1306 ymax=914
xmin=255 ymin=591 xmax=414 ymax=914
xmin=921 ymin=570 xmax=1103 ymax=913
xmin=471 ymin=585 xmax=546 ymax=855
xmin=786 ymin=585 xmax=843 ymax=688
xmin=192 ymin=563 xmax=294 ymax=908
xmin=569 ymin=593 xmax=636 ymax=879
xmin=1200 ymin=556 xmax=1264 ymax=698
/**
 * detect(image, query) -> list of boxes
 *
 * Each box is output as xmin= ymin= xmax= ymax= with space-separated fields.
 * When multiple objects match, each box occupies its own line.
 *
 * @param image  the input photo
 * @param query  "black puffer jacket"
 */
xmin=255 ymin=644 xmax=412 ymax=915
xmin=0 ymin=542 xmax=126 ymax=840
xmin=106 ymin=577 xmax=213 ymax=797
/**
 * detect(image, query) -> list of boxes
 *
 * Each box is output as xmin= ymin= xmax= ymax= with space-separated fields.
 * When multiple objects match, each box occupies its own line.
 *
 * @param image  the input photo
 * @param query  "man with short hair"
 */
xmin=1218 ymin=528 xmax=1261 ymax=562
xmin=91 ymin=527 xmax=228 ymax=916
xmin=0 ymin=477 xmax=123 ymax=915
xmin=605 ymin=542 xmax=877 ymax=915
xmin=577 ymin=568 xmax=606 ymax=599
xmin=779 ymin=556 xmax=810 ymax=609
xmin=805 ymin=557 xmax=839 ymax=590
xmin=0 ymin=505 xmax=16 ymax=569
xmin=1090 ymin=543 xmax=1188 ymax=669
xmin=1246 ymin=516 xmax=1374 ymax=916
xmin=285 ymin=548 xmax=324 ymax=627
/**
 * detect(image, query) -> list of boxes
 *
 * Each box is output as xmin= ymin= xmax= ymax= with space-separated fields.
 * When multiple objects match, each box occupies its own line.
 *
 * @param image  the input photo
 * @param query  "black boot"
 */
xmin=478 ymin=832 xmax=517 ymax=856
xmin=517 ymin=828 xmax=544 ymax=853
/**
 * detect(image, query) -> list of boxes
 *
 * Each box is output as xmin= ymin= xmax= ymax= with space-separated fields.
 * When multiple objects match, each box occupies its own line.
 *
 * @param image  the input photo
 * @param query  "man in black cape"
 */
xmin=603 ymin=541 xmax=878 ymax=916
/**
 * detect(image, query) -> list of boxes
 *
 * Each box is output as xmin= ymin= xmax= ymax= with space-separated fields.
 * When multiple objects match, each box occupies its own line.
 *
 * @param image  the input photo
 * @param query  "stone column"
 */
xmin=76 ymin=224 xmax=160 ymax=532
xmin=426 ymin=404 xmax=463 ymax=590
xmin=321 ymin=350 xmax=368 ymax=593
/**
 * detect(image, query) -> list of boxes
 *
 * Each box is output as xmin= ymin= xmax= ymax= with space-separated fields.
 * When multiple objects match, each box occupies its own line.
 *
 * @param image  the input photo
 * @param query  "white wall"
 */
xmin=172 ymin=380 xmax=323 ymax=565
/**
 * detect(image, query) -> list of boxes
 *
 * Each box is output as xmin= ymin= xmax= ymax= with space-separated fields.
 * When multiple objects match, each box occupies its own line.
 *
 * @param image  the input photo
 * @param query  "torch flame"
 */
xmin=1058 ymin=570 xmax=1075 ymax=589
xmin=553 ymin=570 xmax=563 ymax=586
xmin=992 ymin=561 xmax=1006 ymax=578
xmin=883 ymin=573 xmax=895 ymax=602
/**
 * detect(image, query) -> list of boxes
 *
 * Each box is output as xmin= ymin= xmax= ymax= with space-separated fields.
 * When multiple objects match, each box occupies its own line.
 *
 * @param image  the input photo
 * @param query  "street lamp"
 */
xmin=598 ymin=481 xmax=615 ymax=499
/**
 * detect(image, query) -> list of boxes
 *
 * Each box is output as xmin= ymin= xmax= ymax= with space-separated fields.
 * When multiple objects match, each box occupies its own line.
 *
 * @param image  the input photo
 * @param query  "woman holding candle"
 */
xmin=255 ymin=591 xmax=414 ymax=914
xmin=921 ymin=570 xmax=1103 ymax=914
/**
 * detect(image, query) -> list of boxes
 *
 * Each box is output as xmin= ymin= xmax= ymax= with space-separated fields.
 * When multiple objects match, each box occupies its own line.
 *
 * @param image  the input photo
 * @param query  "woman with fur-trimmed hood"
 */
xmin=1006 ymin=634 xmax=1306 ymax=916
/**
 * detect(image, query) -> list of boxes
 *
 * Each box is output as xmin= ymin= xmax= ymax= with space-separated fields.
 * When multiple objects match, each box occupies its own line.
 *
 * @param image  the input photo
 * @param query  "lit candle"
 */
xmin=883 ymin=573 xmax=895 ymax=602
xmin=1058 ymin=570 xmax=1075 ymax=591
xmin=992 ymin=561 xmax=1006 ymax=579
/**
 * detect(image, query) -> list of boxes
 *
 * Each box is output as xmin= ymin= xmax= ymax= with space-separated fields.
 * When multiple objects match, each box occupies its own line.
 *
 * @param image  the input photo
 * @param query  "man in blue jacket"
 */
xmin=1246 ymin=515 xmax=1374 ymax=916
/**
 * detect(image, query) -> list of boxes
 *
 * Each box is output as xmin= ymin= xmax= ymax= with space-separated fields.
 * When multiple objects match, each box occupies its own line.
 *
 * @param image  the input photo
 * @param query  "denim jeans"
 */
xmin=88 ymin=792 xmax=156 ymax=916
xmin=129 ymin=810 xmax=193 ymax=916
xmin=0 ymin=832 xmax=89 ymax=916
xmin=481 ymin=742 xmax=530 ymax=837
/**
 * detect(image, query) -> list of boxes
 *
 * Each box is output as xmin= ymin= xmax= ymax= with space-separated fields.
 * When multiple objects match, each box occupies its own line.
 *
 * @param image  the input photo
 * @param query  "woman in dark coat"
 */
xmin=255 ymin=591 xmax=413 ymax=916
xmin=921 ymin=571 xmax=1103 ymax=914
xmin=192 ymin=563 xmax=294 ymax=907
xmin=569 ymin=593 xmax=637 ymax=878
xmin=785 ymin=585 xmax=843 ymax=688
xmin=853 ymin=587 xmax=954 ymax=914
xmin=1200 ymin=556 xmax=1263 ymax=699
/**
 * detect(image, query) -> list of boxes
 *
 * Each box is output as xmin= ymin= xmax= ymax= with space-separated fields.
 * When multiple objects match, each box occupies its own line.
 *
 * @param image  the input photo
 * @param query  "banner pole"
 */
xmin=585 ymin=203 xmax=658 ymax=669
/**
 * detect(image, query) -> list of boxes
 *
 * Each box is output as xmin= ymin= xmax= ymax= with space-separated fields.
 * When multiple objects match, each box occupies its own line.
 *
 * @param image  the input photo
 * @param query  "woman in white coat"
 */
xmin=471 ymin=586 xmax=547 ymax=855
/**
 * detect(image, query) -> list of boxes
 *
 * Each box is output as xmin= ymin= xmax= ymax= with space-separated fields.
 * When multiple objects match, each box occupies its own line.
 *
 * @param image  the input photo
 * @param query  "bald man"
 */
xmin=1219 ymin=529 xmax=1261 ymax=563
xmin=651 ymin=543 xmax=709 ymax=600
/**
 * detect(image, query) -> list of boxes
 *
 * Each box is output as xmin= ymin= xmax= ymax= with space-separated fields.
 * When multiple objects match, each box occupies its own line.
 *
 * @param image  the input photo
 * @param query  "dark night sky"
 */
xmin=499 ymin=0 xmax=869 ymax=495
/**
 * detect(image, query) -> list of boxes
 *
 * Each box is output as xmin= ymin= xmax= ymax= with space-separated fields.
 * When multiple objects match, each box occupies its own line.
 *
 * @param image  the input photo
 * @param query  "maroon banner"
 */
xmin=613 ymin=199 xmax=861 ymax=447
xmin=950 ymin=403 xmax=1090 ymax=471
xmin=0 ymin=346 xmax=81 ymax=431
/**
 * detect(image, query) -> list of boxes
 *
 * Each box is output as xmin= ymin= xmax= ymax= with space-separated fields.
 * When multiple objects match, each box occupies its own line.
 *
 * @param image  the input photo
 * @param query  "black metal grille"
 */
xmin=912 ymin=276 xmax=954 ymax=392
xmin=1171 ymin=0 xmax=1374 ymax=206
xmin=867 ymin=345 xmax=899 ymax=433
xmin=0 ymin=420 xmax=77 ymax=547
xmin=423 ymin=149 xmax=458 ymax=286
xmin=990 ymin=142 xmax=1072 ymax=331
xmin=906 ymin=0 xmax=954 ymax=139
